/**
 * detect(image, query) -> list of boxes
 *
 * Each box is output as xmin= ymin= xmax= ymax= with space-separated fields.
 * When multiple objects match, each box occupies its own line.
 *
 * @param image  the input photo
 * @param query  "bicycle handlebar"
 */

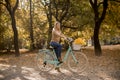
xmin=66 ymin=37 xmax=73 ymax=43
xmin=66 ymin=37 xmax=74 ymax=46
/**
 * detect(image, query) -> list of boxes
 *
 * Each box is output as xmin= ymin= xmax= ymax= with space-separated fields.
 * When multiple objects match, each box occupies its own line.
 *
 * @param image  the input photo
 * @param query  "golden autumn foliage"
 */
xmin=73 ymin=38 xmax=86 ymax=45
xmin=10 ymin=0 xmax=16 ymax=7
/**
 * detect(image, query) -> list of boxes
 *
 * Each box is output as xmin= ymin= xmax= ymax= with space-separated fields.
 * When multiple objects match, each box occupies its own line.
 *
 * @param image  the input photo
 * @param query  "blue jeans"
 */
xmin=50 ymin=41 xmax=62 ymax=59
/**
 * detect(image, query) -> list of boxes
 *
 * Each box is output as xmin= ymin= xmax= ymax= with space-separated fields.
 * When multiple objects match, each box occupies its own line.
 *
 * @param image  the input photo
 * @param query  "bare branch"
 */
xmin=13 ymin=0 xmax=19 ymax=12
xmin=62 ymin=25 xmax=77 ymax=29
xmin=53 ymin=0 xmax=59 ymax=21
xmin=99 ymin=0 xmax=108 ymax=23
xmin=98 ymin=2 xmax=103 ymax=7
xmin=89 ymin=0 xmax=94 ymax=9
xmin=60 ymin=0 xmax=70 ymax=23
xmin=109 ymin=0 xmax=120 ymax=3
xmin=5 ymin=0 xmax=11 ymax=11
xmin=62 ymin=22 xmax=89 ymax=30
xmin=0 ymin=2 xmax=6 ymax=6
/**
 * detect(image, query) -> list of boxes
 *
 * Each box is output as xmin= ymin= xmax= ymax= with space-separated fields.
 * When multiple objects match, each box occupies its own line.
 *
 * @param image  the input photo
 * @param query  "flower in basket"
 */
xmin=72 ymin=38 xmax=86 ymax=50
xmin=73 ymin=38 xmax=86 ymax=45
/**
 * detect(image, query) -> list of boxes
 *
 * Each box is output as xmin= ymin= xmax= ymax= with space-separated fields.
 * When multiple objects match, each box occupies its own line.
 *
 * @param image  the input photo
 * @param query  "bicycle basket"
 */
xmin=72 ymin=43 xmax=81 ymax=50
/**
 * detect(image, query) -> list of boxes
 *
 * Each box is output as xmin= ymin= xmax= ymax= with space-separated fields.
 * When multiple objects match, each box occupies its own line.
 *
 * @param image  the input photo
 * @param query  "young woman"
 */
xmin=50 ymin=21 xmax=67 ymax=63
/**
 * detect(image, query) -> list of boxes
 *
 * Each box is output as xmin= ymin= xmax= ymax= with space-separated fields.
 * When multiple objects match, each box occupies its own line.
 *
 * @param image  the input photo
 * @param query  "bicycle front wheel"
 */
xmin=68 ymin=51 xmax=88 ymax=73
xmin=36 ymin=51 xmax=54 ymax=72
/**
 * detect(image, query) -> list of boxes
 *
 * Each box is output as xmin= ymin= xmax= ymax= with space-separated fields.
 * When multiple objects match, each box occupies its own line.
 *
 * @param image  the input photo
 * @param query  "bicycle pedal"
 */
xmin=43 ymin=61 xmax=46 ymax=67
xmin=57 ymin=61 xmax=63 ymax=65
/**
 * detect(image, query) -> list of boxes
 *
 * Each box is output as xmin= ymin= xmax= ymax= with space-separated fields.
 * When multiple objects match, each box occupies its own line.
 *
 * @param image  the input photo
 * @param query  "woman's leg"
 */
xmin=50 ymin=42 xmax=62 ymax=61
xmin=50 ymin=42 xmax=62 ymax=72
xmin=57 ymin=44 xmax=62 ymax=60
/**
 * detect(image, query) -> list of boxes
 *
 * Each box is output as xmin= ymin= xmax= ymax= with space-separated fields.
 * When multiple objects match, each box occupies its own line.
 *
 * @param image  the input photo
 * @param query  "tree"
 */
xmin=89 ymin=0 xmax=108 ymax=56
xmin=0 ymin=0 xmax=20 ymax=56
xmin=29 ymin=0 xmax=35 ymax=50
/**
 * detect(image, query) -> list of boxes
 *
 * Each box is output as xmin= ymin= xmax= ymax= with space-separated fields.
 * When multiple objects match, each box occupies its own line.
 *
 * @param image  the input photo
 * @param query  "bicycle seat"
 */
xmin=49 ymin=46 xmax=54 ymax=49
xmin=49 ymin=46 xmax=56 ymax=51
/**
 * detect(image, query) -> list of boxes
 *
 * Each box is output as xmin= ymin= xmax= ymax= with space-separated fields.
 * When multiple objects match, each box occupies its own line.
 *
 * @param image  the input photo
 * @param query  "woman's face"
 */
xmin=57 ymin=22 xmax=60 ymax=26
xmin=56 ymin=22 xmax=60 ymax=30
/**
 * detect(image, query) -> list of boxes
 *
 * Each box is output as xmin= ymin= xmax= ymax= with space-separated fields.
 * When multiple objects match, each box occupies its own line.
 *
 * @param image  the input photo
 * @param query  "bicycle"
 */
xmin=36 ymin=38 xmax=88 ymax=73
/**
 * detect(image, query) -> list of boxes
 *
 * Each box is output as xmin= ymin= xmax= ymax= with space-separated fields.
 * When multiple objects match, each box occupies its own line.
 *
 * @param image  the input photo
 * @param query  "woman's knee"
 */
xmin=58 ymin=44 xmax=62 ymax=49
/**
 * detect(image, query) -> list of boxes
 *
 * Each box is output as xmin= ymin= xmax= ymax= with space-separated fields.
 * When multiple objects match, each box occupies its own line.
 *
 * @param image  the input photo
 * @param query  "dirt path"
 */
xmin=0 ymin=45 xmax=120 ymax=80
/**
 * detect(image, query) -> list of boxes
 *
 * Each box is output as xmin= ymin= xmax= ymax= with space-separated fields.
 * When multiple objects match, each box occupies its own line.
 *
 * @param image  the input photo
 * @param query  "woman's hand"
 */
xmin=66 ymin=37 xmax=73 ymax=42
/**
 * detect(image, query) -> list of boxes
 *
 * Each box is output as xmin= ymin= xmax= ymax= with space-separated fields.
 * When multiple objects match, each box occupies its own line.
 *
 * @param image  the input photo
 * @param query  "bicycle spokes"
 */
xmin=36 ymin=51 xmax=54 ymax=72
xmin=68 ymin=52 xmax=88 ymax=73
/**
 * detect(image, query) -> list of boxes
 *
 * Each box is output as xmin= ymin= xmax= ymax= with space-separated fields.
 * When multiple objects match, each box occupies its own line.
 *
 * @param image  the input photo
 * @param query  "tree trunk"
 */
xmin=47 ymin=1 xmax=52 ymax=48
xmin=11 ymin=12 xmax=20 ymax=57
xmin=47 ymin=22 xmax=52 ymax=48
xmin=0 ymin=0 xmax=20 ymax=56
xmin=89 ymin=0 xmax=108 ymax=56
xmin=94 ymin=21 xmax=102 ymax=56
xmin=29 ymin=0 xmax=35 ymax=50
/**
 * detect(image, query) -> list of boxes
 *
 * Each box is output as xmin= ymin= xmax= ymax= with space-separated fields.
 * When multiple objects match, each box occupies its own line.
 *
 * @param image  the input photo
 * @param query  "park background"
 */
xmin=0 ymin=0 xmax=120 ymax=56
xmin=0 ymin=0 xmax=120 ymax=80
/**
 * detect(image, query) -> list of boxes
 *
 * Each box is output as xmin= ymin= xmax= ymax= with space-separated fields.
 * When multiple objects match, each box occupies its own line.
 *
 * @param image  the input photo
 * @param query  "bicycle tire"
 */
xmin=36 ymin=50 xmax=54 ymax=72
xmin=67 ymin=51 xmax=88 ymax=73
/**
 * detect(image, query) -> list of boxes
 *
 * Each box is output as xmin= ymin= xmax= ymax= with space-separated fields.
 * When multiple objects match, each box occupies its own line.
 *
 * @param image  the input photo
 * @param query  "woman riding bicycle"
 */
xmin=36 ymin=21 xmax=88 ymax=72
xmin=50 ymin=21 xmax=67 ymax=63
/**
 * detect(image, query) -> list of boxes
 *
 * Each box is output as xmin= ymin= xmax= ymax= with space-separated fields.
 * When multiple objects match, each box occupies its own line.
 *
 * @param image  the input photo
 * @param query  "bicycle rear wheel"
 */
xmin=36 ymin=50 xmax=54 ymax=72
xmin=68 ymin=51 xmax=88 ymax=73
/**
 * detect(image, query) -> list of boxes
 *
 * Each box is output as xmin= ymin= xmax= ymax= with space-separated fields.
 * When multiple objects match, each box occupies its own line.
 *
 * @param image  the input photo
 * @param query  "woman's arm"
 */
xmin=53 ymin=30 xmax=67 ymax=39
xmin=60 ymin=33 xmax=67 ymax=39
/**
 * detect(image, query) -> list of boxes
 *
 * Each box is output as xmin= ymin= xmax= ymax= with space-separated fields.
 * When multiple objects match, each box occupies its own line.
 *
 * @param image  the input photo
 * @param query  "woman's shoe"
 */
xmin=58 ymin=57 xmax=63 ymax=63
xmin=55 ymin=67 xmax=61 ymax=72
xmin=58 ymin=57 xmax=63 ymax=65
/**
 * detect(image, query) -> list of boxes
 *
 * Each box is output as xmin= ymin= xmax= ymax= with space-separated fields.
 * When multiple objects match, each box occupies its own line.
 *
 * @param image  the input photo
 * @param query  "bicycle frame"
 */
xmin=38 ymin=41 xmax=78 ymax=68
xmin=37 ymin=39 xmax=88 ymax=72
xmin=50 ymin=43 xmax=78 ymax=67
xmin=39 ymin=49 xmax=60 ymax=65
xmin=63 ymin=45 xmax=77 ymax=63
